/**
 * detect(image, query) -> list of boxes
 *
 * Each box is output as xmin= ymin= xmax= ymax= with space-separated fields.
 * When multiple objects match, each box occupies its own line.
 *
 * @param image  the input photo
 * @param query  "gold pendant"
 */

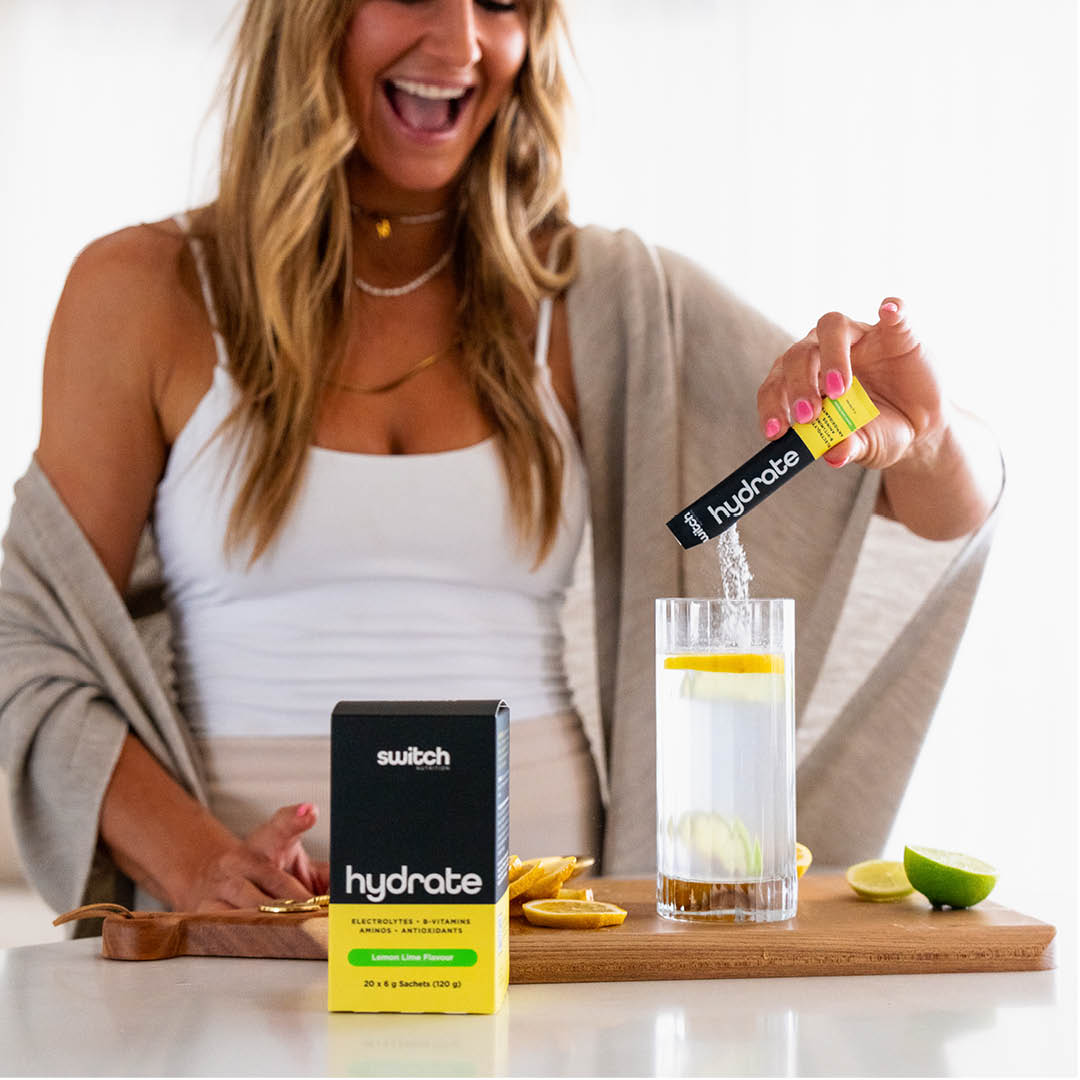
xmin=375 ymin=218 xmax=391 ymax=240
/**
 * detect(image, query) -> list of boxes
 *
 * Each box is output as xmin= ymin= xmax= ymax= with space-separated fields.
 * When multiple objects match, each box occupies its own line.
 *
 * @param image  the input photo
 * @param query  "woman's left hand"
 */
xmin=756 ymin=297 xmax=947 ymax=471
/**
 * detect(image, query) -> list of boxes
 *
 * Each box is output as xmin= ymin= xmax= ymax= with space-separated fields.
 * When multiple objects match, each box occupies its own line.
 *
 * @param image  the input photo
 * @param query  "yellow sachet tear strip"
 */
xmin=664 ymin=653 xmax=785 ymax=674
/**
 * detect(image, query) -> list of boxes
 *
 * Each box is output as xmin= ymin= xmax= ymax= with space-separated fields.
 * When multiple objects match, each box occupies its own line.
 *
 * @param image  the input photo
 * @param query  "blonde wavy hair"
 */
xmin=193 ymin=0 xmax=578 ymax=568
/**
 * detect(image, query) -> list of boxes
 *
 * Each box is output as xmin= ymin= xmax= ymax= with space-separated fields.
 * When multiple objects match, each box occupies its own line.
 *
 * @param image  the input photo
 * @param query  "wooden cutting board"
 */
xmin=509 ymin=876 xmax=1056 ymax=982
xmin=90 ymin=874 xmax=1055 ymax=981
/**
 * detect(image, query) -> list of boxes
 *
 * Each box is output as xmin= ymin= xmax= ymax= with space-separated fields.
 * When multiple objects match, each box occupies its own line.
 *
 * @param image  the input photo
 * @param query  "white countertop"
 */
xmin=2 ymin=904 xmax=1074 ymax=1078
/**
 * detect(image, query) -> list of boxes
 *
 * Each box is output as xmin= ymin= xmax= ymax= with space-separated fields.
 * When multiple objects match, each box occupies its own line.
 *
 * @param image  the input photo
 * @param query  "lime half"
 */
xmin=903 ymin=845 xmax=998 ymax=909
xmin=845 ymin=859 xmax=915 ymax=901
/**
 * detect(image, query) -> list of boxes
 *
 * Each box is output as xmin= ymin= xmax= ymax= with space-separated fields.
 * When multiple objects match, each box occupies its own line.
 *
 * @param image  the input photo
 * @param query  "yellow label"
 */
xmin=663 ymin=653 xmax=785 ymax=674
xmin=790 ymin=376 xmax=880 ymax=459
xmin=328 ymin=893 xmax=508 ymax=1014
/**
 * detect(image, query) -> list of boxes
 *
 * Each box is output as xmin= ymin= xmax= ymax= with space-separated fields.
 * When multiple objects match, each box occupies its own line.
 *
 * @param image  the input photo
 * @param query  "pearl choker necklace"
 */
xmin=353 ymin=246 xmax=454 ymax=298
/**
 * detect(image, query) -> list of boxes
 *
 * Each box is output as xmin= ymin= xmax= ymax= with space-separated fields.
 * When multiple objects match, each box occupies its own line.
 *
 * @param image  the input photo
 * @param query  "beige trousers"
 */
xmin=137 ymin=712 xmax=603 ymax=908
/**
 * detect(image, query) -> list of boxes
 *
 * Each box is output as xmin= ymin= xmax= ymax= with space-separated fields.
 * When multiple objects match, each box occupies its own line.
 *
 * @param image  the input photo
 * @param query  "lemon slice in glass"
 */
xmin=666 ymin=654 xmax=785 ymax=703
xmin=521 ymin=899 xmax=628 ymax=929
xmin=845 ymin=859 xmax=915 ymax=901
xmin=664 ymin=654 xmax=785 ymax=673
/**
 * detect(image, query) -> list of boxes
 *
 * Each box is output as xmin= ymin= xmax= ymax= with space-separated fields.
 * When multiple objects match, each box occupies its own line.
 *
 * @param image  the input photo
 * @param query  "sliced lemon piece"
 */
xmin=518 ymin=856 xmax=578 ymax=901
xmin=556 ymin=886 xmax=594 ymax=901
xmin=507 ymin=859 xmax=545 ymax=899
xmin=507 ymin=854 xmax=523 ymax=880
xmin=795 ymin=842 xmax=813 ymax=879
xmin=664 ymin=653 xmax=785 ymax=674
xmin=564 ymin=855 xmax=595 ymax=879
xmin=846 ymin=859 xmax=915 ymax=901
xmin=521 ymin=899 xmax=628 ymax=929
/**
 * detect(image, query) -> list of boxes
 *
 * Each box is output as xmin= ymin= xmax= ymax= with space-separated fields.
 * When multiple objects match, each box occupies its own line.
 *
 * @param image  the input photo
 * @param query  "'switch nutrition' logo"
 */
xmin=376 ymin=746 xmax=451 ymax=770
xmin=682 ymin=512 xmax=710 ymax=544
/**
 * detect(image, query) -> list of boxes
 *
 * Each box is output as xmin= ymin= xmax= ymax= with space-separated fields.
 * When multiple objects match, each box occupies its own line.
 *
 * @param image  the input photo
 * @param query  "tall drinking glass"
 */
xmin=656 ymin=598 xmax=796 ymax=922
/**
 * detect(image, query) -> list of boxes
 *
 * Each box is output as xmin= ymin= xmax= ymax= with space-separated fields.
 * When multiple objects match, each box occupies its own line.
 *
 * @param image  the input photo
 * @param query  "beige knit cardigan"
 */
xmin=0 ymin=226 xmax=1000 ymax=917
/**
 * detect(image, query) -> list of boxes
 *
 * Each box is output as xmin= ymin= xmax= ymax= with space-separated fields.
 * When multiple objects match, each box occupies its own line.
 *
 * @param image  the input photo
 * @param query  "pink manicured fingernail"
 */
xmin=296 ymin=803 xmax=313 ymax=817
xmin=764 ymin=417 xmax=781 ymax=438
xmin=881 ymin=301 xmax=899 ymax=313
xmin=825 ymin=371 xmax=845 ymax=398
xmin=793 ymin=399 xmax=815 ymax=424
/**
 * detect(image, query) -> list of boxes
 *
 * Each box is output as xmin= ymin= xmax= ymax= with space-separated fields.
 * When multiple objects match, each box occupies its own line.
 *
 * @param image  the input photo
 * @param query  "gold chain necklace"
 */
xmin=323 ymin=347 xmax=448 ymax=395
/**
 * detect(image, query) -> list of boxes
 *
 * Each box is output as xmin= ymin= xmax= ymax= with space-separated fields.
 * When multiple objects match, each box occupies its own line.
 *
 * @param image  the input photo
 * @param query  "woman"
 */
xmin=1 ymin=0 xmax=999 ymax=917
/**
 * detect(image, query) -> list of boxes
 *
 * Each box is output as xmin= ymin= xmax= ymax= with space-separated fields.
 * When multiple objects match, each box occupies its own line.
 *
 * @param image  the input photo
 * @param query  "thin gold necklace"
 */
xmin=323 ymin=347 xmax=447 ymax=395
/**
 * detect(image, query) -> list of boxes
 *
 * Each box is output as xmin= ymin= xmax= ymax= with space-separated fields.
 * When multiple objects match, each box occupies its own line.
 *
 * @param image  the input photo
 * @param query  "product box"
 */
xmin=328 ymin=700 xmax=510 ymax=1014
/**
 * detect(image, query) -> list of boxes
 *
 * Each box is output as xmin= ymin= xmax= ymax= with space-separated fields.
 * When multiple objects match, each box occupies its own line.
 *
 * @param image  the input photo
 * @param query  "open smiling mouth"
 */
xmin=383 ymin=79 xmax=477 ymax=135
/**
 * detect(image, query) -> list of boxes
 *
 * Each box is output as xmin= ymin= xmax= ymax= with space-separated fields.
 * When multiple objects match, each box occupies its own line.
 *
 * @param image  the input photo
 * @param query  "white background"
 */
xmin=0 ymin=0 xmax=1075 ymax=948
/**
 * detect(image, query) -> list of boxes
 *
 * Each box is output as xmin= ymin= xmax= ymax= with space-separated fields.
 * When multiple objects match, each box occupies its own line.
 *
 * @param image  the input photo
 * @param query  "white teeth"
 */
xmin=390 ymin=78 xmax=469 ymax=101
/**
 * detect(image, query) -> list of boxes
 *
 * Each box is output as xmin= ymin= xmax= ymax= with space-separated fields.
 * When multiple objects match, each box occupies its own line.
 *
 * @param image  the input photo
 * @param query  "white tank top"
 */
xmin=153 ymin=218 xmax=588 ymax=737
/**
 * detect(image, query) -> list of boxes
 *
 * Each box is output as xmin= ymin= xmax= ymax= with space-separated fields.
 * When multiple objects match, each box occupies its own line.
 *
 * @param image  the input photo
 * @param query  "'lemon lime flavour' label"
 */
xmin=667 ymin=378 xmax=879 ymax=548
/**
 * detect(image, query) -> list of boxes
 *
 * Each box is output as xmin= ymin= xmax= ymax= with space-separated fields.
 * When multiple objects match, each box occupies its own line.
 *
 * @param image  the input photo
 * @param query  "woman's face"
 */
xmin=341 ymin=0 xmax=529 ymax=203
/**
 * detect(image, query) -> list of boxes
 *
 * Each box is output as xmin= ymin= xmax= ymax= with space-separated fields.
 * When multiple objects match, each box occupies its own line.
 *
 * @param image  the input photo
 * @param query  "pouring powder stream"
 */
xmin=717 ymin=525 xmax=753 ymax=601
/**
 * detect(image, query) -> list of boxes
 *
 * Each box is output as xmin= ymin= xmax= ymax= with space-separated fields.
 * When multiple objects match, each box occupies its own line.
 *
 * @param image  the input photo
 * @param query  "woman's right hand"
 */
xmin=176 ymin=803 xmax=330 ymax=913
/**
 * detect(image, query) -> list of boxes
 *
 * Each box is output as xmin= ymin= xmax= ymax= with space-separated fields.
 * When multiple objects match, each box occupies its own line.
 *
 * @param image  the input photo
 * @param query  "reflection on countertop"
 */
xmin=0 ymin=933 xmax=1071 ymax=1078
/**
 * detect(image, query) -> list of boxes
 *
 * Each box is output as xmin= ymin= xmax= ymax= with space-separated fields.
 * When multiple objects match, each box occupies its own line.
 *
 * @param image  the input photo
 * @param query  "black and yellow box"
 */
xmin=329 ymin=700 xmax=510 ymax=1014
